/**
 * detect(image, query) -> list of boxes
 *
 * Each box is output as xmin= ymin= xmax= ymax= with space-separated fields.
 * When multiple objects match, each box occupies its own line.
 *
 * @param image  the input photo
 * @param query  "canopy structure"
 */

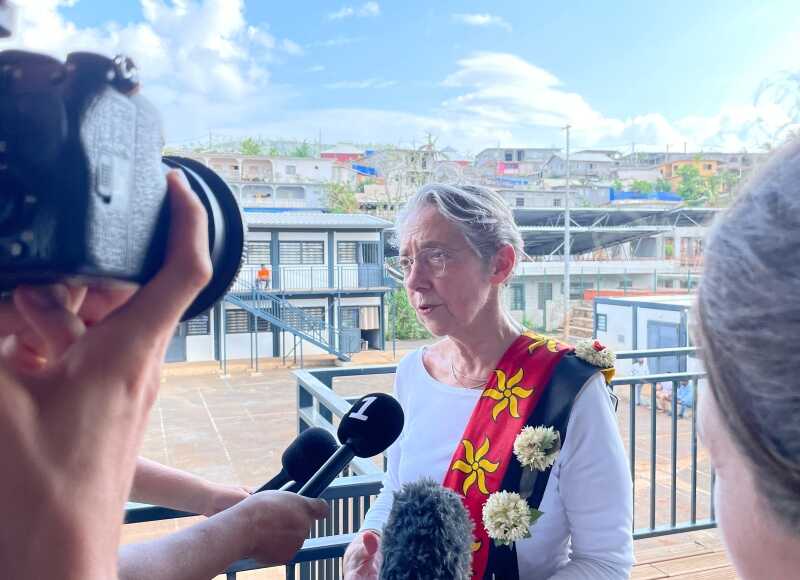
xmin=513 ymin=207 xmax=718 ymax=255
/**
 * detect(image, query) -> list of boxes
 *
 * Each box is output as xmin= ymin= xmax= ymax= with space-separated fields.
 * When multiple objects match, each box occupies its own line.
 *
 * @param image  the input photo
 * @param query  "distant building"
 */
xmin=181 ymin=152 xmax=357 ymax=210
xmin=321 ymin=144 xmax=364 ymax=164
xmin=167 ymin=212 xmax=393 ymax=364
xmin=659 ymin=158 xmax=719 ymax=190
xmin=542 ymin=152 xmax=619 ymax=179
xmin=475 ymin=147 xmax=561 ymax=164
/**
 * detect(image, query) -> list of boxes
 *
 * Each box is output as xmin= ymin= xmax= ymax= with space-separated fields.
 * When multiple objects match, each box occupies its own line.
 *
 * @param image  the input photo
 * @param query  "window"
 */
xmin=570 ymin=280 xmax=594 ymax=300
xmin=504 ymin=151 xmax=513 ymax=162
xmin=186 ymin=313 xmax=210 ymax=336
xmin=246 ymin=240 xmax=271 ymax=265
xmin=618 ymin=280 xmax=634 ymax=289
xmin=704 ymin=164 xmax=712 ymax=171
xmin=511 ymin=284 xmax=525 ymax=310
xmin=663 ymin=279 xmax=674 ymax=288
xmin=337 ymin=241 xmax=358 ymax=264
xmin=280 ymin=241 xmax=324 ymax=265
xmin=282 ymin=306 xmax=326 ymax=331
xmin=225 ymin=309 xmax=250 ymax=333
xmin=250 ymin=315 xmax=272 ymax=332
xmin=516 ymin=149 xmax=525 ymax=161
xmin=553 ymin=198 xmax=562 ymax=207
xmin=286 ymin=165 xmax=296 ymax=175
xmin=515 ymin=197 xmax=525 ymax=207
xmin=339 ymin=306 xmax=359 ymax=329
xmin=596 ymin=313 xmax=607 ymax=332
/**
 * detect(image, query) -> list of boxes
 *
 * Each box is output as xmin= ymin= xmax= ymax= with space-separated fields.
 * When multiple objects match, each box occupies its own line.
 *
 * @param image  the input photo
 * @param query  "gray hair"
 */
xmin=697 ymin=138 xmax=800 ymax=534
xmin=395 ymin=183 xmax=524 ymax=267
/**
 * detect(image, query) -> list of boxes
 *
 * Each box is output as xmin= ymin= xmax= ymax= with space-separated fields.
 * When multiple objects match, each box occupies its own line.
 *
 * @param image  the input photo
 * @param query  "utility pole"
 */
xmin=563 ymin=125 xmax=572 ymax=341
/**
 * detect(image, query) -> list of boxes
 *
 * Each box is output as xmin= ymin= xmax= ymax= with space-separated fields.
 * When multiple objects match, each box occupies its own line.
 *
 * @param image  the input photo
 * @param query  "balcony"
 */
xmin=232 ymin=264 xmax=390 ymax=293
xmin=125 ymin=346 xmax=734 ymax=579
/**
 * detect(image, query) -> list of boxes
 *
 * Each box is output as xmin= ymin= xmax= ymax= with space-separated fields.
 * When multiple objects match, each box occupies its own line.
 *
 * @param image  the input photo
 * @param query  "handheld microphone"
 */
xmin=254 ymin=427 xmax=339 ymax=494
xmin=298 ymin=392 xmax=404 ymax=498
xmin=380 ymin=479 xmax=474 ymax=580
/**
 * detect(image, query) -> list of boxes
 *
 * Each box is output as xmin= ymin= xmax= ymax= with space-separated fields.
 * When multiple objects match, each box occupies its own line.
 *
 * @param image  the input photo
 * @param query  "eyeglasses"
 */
xmin=396 ymin=248 xmax=459 ymax=279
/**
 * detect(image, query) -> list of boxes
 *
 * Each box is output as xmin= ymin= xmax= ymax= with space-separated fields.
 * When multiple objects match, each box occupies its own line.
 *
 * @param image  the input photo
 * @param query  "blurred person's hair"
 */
xmin=697 ymin=137 xmax=800 ymax=534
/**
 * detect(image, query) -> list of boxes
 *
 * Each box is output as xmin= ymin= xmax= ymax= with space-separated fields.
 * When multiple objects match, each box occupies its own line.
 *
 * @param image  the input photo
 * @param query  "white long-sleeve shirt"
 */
xmin=361 ymin=347 xmax=634 ymax=579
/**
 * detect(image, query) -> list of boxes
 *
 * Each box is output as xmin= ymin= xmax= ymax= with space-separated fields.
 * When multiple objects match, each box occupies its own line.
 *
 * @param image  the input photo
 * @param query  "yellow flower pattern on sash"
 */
xmin=482 ymin=368 xmax=533 ymax=420
xmin=471 ymin=540 xmax=482 ymax=552
xmin=451 ymin=437 xmax=499 ymax=496
xmin=524 ymin=331 xmax=561 ymax=354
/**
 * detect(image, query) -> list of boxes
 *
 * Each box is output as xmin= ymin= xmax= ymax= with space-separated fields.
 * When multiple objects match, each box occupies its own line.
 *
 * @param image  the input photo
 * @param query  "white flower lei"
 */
xmin=482 ymin=491 xmax=542 ymax=547
xmin=575 ymin=339 xmax=616 ymax=369
xmin=513 ymin=425 xmax=561 ymax=472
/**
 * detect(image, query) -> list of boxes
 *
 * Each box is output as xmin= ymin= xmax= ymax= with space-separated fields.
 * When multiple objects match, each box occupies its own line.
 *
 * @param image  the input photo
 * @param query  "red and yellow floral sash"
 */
xmin=441 ymin=332 xmax=571 ymax=579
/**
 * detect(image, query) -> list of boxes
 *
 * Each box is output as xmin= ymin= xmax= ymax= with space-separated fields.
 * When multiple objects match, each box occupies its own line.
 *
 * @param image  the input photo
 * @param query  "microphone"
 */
xmin=297 ymin=392 xmax=404 ymax=498
xmin=254 ymin=427 xmax=339 ymax=493
xmin=380 ymin=478 xmax=474 ymax=580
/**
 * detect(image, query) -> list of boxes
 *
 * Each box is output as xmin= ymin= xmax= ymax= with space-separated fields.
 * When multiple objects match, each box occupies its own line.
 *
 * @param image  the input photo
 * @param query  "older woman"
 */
xmin=696 ymin=139 xmax=800 ymax=580
xmin=344 ymin=184 xmax=633 ymax=579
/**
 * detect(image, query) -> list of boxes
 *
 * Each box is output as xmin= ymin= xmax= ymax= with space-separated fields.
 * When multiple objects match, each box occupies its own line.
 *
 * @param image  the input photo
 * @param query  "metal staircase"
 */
xmin=224 ymin=286 xmax=351 ymax=362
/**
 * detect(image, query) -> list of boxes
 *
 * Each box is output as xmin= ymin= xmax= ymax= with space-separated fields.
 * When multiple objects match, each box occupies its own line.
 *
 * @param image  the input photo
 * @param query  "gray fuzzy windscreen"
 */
xmin=380 ymin=478 xmax=474 ymax=580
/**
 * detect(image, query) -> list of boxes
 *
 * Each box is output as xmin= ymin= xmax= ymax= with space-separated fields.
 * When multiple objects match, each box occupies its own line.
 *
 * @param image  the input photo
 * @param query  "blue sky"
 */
xmin=4 ymin=1 xmax=800 ymax=153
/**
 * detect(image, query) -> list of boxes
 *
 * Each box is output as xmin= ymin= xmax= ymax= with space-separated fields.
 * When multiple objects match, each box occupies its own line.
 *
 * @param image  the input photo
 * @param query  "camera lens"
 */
xmin=162 ymin=156 xmax=244 ymax=321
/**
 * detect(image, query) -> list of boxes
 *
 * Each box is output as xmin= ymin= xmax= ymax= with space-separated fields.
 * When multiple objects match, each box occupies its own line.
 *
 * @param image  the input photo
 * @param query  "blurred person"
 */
xmin=343 ymin=184 xmax=632 ymax=579
xmin=0 ymin=172 xmax=326 ymax=580
xmin=696 ymin=138 xmax=800 ymax=580
xmin=630 ymin=357 xmax=649 ymax=406
xmin=257 ymin=263 xmax=271 ymax=289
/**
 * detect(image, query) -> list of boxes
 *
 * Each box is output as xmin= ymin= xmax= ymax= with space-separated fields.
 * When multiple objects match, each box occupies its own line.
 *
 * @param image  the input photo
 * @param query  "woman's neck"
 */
xmin=447 ymin=310 xmax=522 ymax=375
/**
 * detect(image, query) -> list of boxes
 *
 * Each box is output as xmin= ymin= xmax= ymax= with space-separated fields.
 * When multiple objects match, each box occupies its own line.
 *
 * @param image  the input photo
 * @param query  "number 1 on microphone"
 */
xmin=349 ymin=396 xmax=377 ymax=422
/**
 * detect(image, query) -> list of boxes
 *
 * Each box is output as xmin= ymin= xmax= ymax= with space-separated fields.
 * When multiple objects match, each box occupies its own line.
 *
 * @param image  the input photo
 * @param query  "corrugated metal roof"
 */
xmin=245 ymin=211 xmax=392 ymax=230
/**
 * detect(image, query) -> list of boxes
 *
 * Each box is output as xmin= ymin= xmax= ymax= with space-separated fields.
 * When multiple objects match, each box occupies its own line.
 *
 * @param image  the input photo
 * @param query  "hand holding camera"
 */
xmin=0 ymin=171 xmax=211 ymax=580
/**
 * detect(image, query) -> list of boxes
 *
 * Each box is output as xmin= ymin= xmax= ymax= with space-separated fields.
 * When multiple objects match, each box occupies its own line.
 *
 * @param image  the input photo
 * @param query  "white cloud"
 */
xmin=5 ymin=4 xmax=797 ymax=154
xmin=324 ymin=78 xmax=397 ymax=89
xmin=281 ymin=38 xmax=303 ymax=55
xmin=328 ymin=2 xmax=380 ymax=20
xmin=309 ymin=35 xmax=364 ymax=48
xmin=0 ymin=0 xmax=304 ymax=140
xmin=453 ymin=13 xmax=511 ymax=31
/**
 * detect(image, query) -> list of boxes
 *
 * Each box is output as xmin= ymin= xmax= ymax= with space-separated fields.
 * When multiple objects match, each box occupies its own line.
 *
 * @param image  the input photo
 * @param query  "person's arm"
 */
xmin=343 ymin=368 xmax=408 ymax=579
xmin=131 ymin=457 xmax=249 ymax=516
xmin=119 ymin=491 xmax=328 ymax=580
xmin=549 ymin=374 xmax=634 ymax=580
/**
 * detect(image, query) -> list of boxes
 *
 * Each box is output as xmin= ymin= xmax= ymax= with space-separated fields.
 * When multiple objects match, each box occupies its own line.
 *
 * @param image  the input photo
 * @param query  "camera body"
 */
xmin=0 ymin=50 xmax=170 ymax=288
xmin=0 ymin=50 xmax=244 ymax=319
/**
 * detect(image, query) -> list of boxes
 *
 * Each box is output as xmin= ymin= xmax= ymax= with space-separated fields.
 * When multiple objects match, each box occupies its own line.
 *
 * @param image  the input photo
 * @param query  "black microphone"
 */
xmin=254 ymin=427 xmax=339 ymax=493
xmin=380 ymin=478 xmax=474 ymax=580
xmin=297 ymin=392 xmax=404 ymax=498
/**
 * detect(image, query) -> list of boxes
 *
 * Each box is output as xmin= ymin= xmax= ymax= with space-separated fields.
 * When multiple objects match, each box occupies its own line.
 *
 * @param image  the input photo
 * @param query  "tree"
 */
xmin=290 ymin=141 xmax=313 ymax=157
xmin=240 ymin=137 xmax=262 ymax=156
xmin=630 ymin=180 xmax=653 ymax=193
xmin=654 ymin=178 xmax=672 ymax=192
xmin=326 ymin=183 xmax=359 ymax=213
xmin=386 ymin=289 xmax=431 ymax=340
xmin=611 ymin=178 xmax=624 ymax=191
xmin=675 ymin=164 xmax=707 ymax=205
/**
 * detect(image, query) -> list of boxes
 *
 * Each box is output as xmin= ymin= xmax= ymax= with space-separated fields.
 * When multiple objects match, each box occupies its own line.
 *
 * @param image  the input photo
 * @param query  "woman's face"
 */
xmin=399 ymin=205 xmax=495 ymax=338
xmin=698 ymin=386 xmax=793 ymax=579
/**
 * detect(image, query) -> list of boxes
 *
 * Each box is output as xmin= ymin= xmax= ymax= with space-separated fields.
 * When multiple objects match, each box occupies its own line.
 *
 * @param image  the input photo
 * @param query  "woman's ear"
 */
xmin=490 ymin=244 xmax=516 ymax=285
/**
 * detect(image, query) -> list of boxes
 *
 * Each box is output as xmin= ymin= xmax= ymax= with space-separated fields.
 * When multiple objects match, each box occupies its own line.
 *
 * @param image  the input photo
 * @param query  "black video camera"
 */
xmin=0 ymin=50 xmax=244 ymax=319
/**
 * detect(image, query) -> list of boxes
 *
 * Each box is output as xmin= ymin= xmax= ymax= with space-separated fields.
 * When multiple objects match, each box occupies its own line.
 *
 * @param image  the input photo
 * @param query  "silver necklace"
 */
xmin=450 ymin=360 xmax=488 ymax=389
